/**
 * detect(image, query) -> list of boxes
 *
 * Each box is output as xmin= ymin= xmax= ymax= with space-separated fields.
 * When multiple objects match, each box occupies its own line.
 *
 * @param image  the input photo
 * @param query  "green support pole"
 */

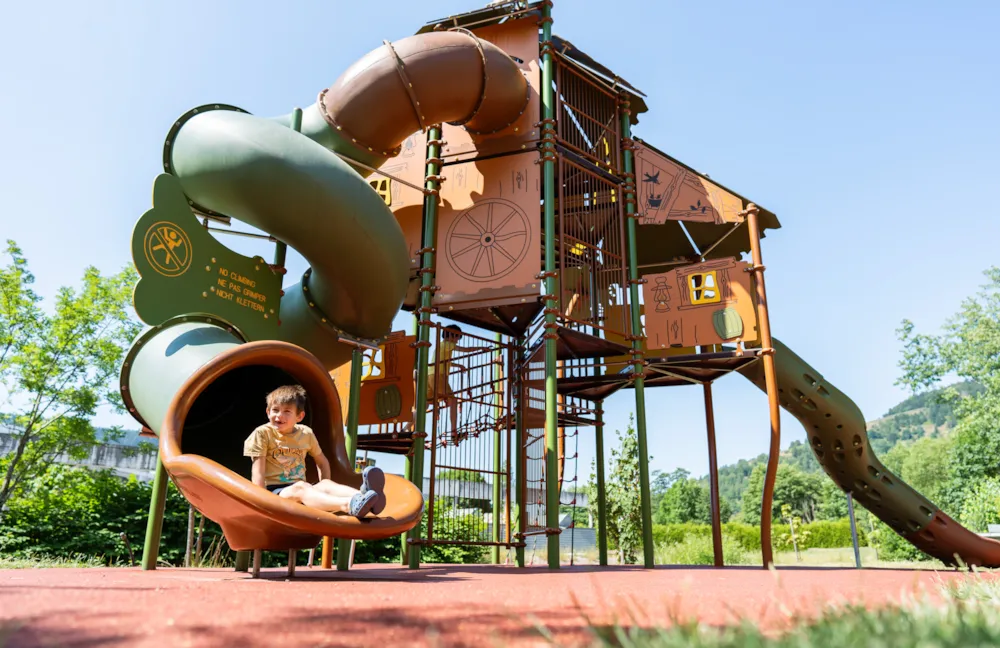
xmin=539 ymin=0 xmax=561 ymax=571
xmin=492 ymin=332 xmax=503 ymax=564
xmin=141 ymin=455 xmax=169 ymax=570
xmin=595 ymin=403 xmax=608 ymax=566
xmin=234 ymin=550 xmax=250 ymax=572
xmin=620 ymin=97 xmax=655 ymax=568
xmin=409 ymin=125 xmax=444 ymax=570
xmin=515 ymin=338 xmax=526 ymax=567
xmin=402 ymin=314 xmax=418 ymax=565
xmin=337 ymin=346 xmax=364 ymax=570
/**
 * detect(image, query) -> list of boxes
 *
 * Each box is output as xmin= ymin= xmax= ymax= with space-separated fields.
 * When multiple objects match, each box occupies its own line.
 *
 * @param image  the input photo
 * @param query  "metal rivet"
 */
xmin=211 ymin=257 xmax=216 ymax=263
xmin=202 ymin=292 xmax=207 ymax=297
xmin=205 ymin=265 xmax=211 ymax=271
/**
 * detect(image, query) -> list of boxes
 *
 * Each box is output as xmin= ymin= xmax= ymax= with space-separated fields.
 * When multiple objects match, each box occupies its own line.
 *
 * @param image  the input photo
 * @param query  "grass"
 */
xmin=533 ymin=570 xmax=1000 ymax=647
xmin=0 ymin=554 xmax=106 ymax=569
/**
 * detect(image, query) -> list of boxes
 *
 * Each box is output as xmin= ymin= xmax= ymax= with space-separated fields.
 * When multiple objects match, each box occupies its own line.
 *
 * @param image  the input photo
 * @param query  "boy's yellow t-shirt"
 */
xmin=243 ymin=424 xmax=322 ymax=486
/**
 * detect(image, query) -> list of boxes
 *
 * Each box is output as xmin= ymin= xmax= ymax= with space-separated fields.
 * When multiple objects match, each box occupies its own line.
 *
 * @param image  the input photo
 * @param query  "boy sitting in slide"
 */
xmin=243 ymin=385 xmax=385 ymax=518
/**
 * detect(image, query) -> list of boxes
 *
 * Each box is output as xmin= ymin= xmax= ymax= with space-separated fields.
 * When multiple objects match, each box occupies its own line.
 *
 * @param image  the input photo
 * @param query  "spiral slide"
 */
xmin=738 ymin=339 xmax=1000 ymax=566
xmin=123 ymin=31 xmax=530 ymax=550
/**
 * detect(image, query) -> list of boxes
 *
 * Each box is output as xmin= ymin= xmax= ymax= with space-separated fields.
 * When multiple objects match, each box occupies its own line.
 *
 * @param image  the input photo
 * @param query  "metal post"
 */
xmin=141 ymin=455 xmax=169 ymax=570
xmin=185 ymin=504 xmax=195 ymax=568
xmin=234 ymin=551 xmax=250 ymax=572
xmin=619 ymin=96 xmax=655 ymax=569
xmin=515 ymin=338 xmax=527 ymax=568
xmin=287 ymin=549 xmax=297 ymax=578
xmin=538 ymin=0 xmax=561 ymax=571
xmin=338 ymin=346 xmax=364 ymax=570
xmin=702 ymin=370 xmax=723 ymax=567
xmin=744 ymin=203 xmax=781 ymax=569
xmin=402 ymin=314 xmax=418 ymax=565
xmin=847 ymin=492 xmax=862 ymax=568
xmin=252 ymin=549 xmax=261 ymax=578
xmin=409 ymin=124 xmax=444 ymax=570
xmin=492 ymin=332 xmax=503 ymax=564
xmin=595 ymin=402 xmax=608 ymax=566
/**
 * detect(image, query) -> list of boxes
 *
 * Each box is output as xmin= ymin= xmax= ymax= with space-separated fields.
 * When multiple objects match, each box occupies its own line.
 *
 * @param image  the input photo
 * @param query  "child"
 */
xmin=243 ymin=385 xmax=386 ymax=518
xmin=424 ymin=324 xmax=489 ymax=434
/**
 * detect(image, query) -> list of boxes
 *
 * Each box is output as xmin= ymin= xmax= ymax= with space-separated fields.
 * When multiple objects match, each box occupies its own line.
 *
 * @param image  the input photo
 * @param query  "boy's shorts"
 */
xmin=267 ymin=483 xmax=293 ymax=496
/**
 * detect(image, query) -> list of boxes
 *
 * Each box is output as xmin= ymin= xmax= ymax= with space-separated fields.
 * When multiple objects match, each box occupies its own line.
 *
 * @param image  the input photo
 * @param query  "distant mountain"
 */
xmin=706 ymin=381 xmax=978 ymax=512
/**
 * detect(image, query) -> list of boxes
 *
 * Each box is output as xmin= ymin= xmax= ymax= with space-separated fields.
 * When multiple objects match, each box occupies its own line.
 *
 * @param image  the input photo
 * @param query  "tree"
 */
xmin=896 ymin=266 xmax=1000 ymax=509
xmin=0 ymin=241 xmax=140 ymax=511
xmin=654 ymin=471 xmax=733 ymax=525
xmin=606 ymin=413 xmax=643 ymax=564
xmin=742 ymin=463 xmax=824 ymax=525
xmin=436 ymin=468 xmax=486 ymax=482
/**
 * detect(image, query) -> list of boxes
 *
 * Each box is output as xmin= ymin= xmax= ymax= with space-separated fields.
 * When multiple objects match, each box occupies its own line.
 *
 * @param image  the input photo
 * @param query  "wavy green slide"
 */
xmin=738 ymin=339 xmax=1000 ymax=566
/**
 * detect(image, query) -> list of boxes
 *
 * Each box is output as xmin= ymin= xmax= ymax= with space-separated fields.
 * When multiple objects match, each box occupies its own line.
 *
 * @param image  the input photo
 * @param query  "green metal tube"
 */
xmin=539 ymin=0 xmax=561 ymax=571
xmin=401 ymin=314 xmax=418 ymax=565
xmin=337 ymin=346 xmax=364 ymax=570
xmin=408 ymin=125 xmax=444 ymax=570
xmin=492 ymin=332 xmax=503 ymax=564
xmin=234 ymin=550 xmax=250 ymax=572
xmin=170 ymin=109 xmax=410 ymax=368
xmin=141 ymin=455 xmax=169 ymax=570
xmin=595 ymin=403 xmax=608 ymax=566
xmin=620 ymin=102 xmax=655 ymax=569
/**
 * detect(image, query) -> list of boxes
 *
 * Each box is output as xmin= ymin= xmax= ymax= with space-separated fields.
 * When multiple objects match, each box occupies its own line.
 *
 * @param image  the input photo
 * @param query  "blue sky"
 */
xmin=2 ymin=1 xmax=998 ymax=483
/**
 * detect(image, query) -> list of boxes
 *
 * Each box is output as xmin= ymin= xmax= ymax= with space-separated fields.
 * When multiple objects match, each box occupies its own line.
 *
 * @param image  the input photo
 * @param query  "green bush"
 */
xmin=0 ymin=465 xmax=214 ymax=566
xmin=868 ymin=520 xmax=934 ymax=562
xmin=651 ymin=520 xmax=866 ymax=557
xmin=809 ymin=519 xmax=868 ymax=548
xmin=723 ymin=522 xmax=760 ymax=551
xmin=959 ymin=477 xmax=1000 ymax=533
xmin=655 ymin=534 xmax=754 ymax=566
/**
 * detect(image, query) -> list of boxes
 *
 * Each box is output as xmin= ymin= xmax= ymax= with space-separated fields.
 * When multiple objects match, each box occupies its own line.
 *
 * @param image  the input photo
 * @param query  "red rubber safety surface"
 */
xmin=0 ymin=564 xmax=985 ymax=647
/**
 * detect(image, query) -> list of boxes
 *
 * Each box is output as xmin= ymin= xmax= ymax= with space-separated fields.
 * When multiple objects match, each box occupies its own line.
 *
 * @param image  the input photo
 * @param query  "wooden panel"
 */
xmin=634 ymin=143 xmax=744 ymax=225
xmin=433 ymin=151 xmax=541 ymax=311
xmin=330 ymin=331 xmax=416 ymax=426
xmin=642 ymin=258 xmax=760 ymax=350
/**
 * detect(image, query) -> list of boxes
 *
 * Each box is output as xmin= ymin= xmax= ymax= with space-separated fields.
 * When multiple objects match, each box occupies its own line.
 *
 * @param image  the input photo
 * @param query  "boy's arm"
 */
xmin=313 ymin=451 xmax=332 ymax=481
xmin=251 ymin=456 xmax=267 ymax=488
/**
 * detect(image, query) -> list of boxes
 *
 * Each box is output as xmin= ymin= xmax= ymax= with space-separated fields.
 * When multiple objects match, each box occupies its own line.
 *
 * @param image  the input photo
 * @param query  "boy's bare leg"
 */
xmin=278 ymin=482 xmax=350 ymax=513
xmin=312 ymin=480 xmax=360 ymax=499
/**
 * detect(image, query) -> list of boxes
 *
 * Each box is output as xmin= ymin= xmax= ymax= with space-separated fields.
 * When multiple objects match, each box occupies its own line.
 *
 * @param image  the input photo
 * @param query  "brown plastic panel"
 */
xmin=159 ymin=340 xmax=424 ymax=548
xmin=642 ymin=257 xmax=760 ymax=349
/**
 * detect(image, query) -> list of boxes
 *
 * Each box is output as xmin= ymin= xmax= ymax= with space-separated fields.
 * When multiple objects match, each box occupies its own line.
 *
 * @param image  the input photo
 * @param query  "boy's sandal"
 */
xmin=361 ymin=466 xmax=387 ymax=515
xmin=349 ymin=490 xmax=379 ymax=518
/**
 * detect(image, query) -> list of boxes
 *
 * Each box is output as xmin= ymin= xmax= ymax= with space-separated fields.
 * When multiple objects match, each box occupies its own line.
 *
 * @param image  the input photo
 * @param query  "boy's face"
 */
xmin=266 ymin=401 xmax=305 ymax=434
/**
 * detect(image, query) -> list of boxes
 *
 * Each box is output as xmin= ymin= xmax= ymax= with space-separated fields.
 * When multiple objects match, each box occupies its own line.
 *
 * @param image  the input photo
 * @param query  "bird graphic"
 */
xmin=643 ymin=170 xmax=660 ymax=184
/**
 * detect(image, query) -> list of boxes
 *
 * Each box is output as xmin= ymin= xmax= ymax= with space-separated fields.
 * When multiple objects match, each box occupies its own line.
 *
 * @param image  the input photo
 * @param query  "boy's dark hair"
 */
xmin=266 ymin=385 xmax=307 ymax=412
xmin=442 ymin=324 xmax=463 ymax=339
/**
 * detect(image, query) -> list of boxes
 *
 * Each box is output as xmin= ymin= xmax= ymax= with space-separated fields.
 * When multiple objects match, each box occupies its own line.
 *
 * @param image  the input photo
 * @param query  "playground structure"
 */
xmin=123 ymin=0 xmax=1000 ymax=572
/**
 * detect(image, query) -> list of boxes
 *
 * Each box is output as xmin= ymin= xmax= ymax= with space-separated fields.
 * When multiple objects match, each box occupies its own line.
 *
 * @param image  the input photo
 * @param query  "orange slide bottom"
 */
xmin=157 ymin=340 xmax=424 ymax=551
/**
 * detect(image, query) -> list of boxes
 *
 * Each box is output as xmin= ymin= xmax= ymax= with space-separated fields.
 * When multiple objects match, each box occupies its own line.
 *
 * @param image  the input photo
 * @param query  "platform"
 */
xmin=0 ymin=564 xmax=982 ymax=647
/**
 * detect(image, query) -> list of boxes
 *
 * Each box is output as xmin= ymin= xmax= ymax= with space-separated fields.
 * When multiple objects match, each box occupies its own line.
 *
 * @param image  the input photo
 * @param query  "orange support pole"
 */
xmin=744 ymin=203 xmax=781 ymax=568
xmin=703 ymin=378 xmax=724 ymax=567
xmin=321 ymin=536 xmax=333 ymax=569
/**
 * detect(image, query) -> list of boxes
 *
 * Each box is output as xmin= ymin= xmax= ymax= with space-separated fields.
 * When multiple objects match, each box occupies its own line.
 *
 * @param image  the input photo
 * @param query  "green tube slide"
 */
xmin=738 ymin=339 xmax=1000 ymax=566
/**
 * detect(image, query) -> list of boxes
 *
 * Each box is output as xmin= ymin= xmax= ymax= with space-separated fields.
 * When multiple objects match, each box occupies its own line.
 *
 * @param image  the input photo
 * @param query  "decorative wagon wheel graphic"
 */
xmin=445 ymin=198 xmax=530 ymax=283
